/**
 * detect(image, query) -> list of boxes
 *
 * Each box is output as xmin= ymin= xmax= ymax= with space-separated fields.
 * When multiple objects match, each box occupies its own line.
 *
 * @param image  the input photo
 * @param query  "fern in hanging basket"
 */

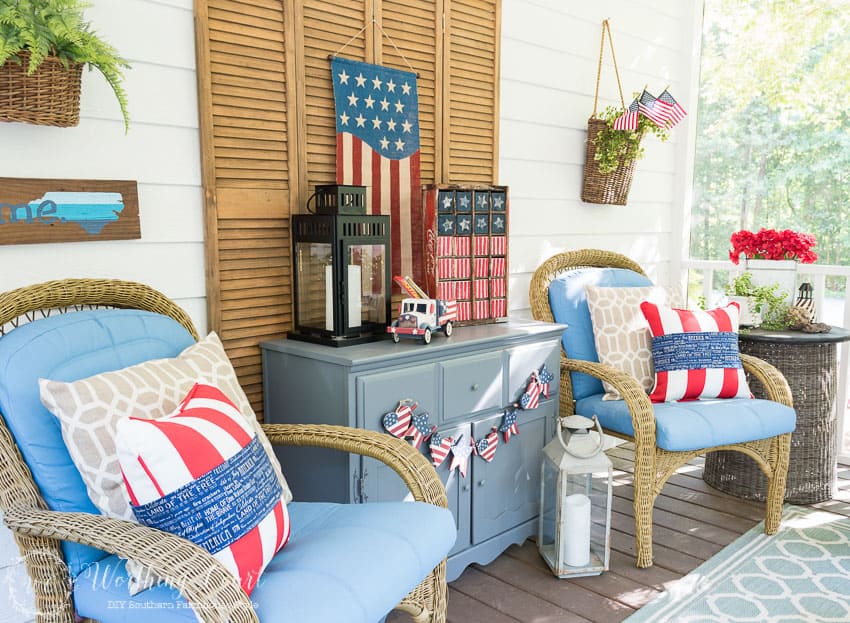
xmin=591 ymin=105 xmax=669 ymax=175
xmin=0 ymin=0 xmax=130 ymax=130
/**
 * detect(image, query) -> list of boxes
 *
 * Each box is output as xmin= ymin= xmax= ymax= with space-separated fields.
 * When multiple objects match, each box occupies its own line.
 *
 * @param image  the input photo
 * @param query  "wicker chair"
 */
xmin=0 ymin=278 xmax=449 ymax=623
xmin=529 ymin=249 xmax=793 ymax=568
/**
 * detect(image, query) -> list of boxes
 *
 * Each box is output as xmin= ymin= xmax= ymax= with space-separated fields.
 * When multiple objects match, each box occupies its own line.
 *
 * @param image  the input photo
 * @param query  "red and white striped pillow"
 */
xmin=640 ymin=301 xmax=751 ymax=403
xmin=116 ymin=383 xmax=290 ymax=595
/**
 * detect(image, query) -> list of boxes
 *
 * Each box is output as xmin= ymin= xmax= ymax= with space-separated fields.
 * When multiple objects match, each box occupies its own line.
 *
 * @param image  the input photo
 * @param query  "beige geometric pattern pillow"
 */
xmin=39 ymin=332 xmax=293 ymax=522
xmin=585 ymin=285 xmax=674 ymax=401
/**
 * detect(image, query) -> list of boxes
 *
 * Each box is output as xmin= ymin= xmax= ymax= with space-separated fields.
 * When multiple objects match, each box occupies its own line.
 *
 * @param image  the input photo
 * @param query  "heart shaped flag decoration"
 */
xmin=382 ymin=401 xmax=414 ymax=438
xmin=429 ymin=432 xmax=453 ymax=468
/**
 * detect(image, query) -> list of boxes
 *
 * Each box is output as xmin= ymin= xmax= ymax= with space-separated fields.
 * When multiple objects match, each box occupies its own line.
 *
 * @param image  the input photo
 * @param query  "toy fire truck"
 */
xmin=387 ymin=276 xmax=457 ymax=344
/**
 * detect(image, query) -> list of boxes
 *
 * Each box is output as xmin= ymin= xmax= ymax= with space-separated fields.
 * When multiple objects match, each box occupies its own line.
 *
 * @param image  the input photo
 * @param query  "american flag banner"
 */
xmin=406 ymin=413 xmax=434 ymax=449
xmin=429 ymin=432 xmax=453 ymax=468
xmin=456 ymin=280 xmax=471 ymax=300
xmin=638 ymin=89 xmax=666 ymax=127
xmin=475 ymin=236 xmax=489 ymax=256
xmin=474 ymin=279 xmax=489 ymax=299
xmin=454 ymin=236 xmax=470 ymax=257
xmin=332 ymin=57 xmax=422 ymax=284
xmin=613 ymin=97 xmax=640 ymax=131
xmin=455 ymin=257 xmax=471 ymax=279
xmin=657 ymin=89 xmax=687 ymax=127
xmin=449 ymin=436 xmax=473 ymax=478
xmin=382 ymin=400 xmax=415 ymax=438
xmin=491 ymin=236 xmax=506 ymax=256
xmin=474 ymin=299 xmax=490 ymax=319
xmin=474 ymin=257 xmax=489 ymax=277
xmin=475 ymin=429 xmax=499 ymax=462
xmin=437 ymin=236 xmax=453 ymax=257
xmin=499 ymin=409 xmax=520 ymax=443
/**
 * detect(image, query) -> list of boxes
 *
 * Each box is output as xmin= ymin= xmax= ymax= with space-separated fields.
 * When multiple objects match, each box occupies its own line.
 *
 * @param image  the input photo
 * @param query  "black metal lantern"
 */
xmin=289 ymin=186 xmax=391 ymax=347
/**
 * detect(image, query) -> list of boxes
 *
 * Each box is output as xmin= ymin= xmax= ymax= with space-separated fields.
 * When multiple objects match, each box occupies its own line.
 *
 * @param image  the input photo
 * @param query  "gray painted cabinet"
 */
xmin=261 ymin=320 xmax=564 ymax=581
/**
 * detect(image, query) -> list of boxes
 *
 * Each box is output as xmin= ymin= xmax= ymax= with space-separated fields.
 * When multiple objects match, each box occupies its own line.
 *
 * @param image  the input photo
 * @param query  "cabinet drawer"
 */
xmin=358 ymin=363 xmax=438 ymax=432
xmin=441 ymin=352 xmax=504 ymax=422
xmin=508 ymin=339 xmax=561 ymax=404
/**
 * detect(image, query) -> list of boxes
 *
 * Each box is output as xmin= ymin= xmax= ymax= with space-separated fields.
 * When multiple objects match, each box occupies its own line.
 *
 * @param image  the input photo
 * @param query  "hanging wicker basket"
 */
xmin=581 ymin=117 xmax=640 ymax=206
xmin=0 ymin=52 xmax=83 ymax=127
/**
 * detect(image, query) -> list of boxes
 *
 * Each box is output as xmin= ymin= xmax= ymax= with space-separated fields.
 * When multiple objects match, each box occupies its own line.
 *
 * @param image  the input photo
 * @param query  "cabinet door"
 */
xmin=507 ymin=339 xmax=561 ymax=404
xmin=470 ymin=402 xmax=553 ymax=544
xmin=361 ymin=422 xmax=472 ymax=557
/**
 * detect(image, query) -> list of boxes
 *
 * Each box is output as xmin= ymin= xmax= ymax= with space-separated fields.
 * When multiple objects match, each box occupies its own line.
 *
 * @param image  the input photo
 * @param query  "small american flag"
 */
xmin=475 ymin=429 xmax=499 ymax=462
xmin=520 ymin=374 xmax=541 ymax=410
xmin=499 ymin=409 xmax=520 ymax=443
xmin=613 ymin=97 xmax=640 ymax=131
xmin=638 ymin=90 xmax=667 ymax=127
xmin=449 ymin=436 xmax=473 ymax=478
xmin=405 ymin=412 xmax=433 ymax=448
xmin=429 ymin=432 xmax=453 ymax=468
xmin=382 ymin=401 xmax=414 ymax=438
xmin=657 ymin=89 xmax=687 ymax=127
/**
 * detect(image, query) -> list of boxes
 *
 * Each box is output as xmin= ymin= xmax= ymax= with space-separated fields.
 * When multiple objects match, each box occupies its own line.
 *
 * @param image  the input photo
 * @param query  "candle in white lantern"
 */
xmin=562 ymin=493 xmax=591 ymax=567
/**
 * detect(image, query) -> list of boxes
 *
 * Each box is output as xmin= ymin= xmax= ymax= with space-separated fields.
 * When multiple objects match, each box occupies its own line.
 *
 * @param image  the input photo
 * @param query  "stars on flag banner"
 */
xmin=474 ymin=429 xmax=500 ymax=462
xmin=449 ymin=436 xmax=473 ymax=478
xmin=499 ymin=409 xmax=520 ymax=443
xmin=429 ymin=432 xmax=453 ymax=468
xmin=331 ymin=56 xmax=423 ymax=285
xmin=406 ymin=412 xmax=434 ymax=449
xmin=381 ymin=400 xmax=415 ymax=438
xmin=613 ymin=97 xmax=639 ymax=131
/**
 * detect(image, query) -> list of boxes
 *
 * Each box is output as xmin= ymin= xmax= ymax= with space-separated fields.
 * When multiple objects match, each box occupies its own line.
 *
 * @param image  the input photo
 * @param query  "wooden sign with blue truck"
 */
xmin=387 ymin=276 xmax=458 ymax=344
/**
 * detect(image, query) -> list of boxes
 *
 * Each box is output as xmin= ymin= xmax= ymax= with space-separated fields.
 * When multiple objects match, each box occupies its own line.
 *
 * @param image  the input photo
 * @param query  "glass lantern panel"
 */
xmin=538 ymin=457 xmax=560 ymax=569
xmin=563 ymin=469 xmax=611 ymax=570
xmin=295 ymin=241 xmax=333 ymax=332
xmin=346 ymin=242 xmax=388 ymax=328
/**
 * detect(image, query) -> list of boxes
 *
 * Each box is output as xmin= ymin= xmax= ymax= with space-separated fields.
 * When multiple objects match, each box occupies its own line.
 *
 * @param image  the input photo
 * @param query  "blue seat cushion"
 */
xmin=547 ymin=267 xmax=652 ymax=400
xmin=575 ymin=394 xmax=796 ymax=452
xmin=0 ymin=309 xmax=195 ymax=575
xmin=73 ymin=500 xmax=456 ymax=623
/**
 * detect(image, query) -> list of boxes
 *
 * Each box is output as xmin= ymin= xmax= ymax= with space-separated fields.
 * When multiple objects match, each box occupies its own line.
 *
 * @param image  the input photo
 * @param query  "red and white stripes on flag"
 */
xmin=438 ymin=281 xmax=455 ymax=300
xmin=474 ymin=257 xmax=489 ymax=277
xmin=438 ymin=257 xmax=453 ymax=279
xmin=437 ymin=236 xmax=453 ymax=257
xmin=475 ymin=236 xmax=489 ymax=256
xmin=429 ymin=435 xmax=453 ymax=468
xmin=656 ymin=89 xmax=687 ymax=127
xmin=455 ymin=258 xmax=471 ymax=279
xmin=475 ymin=430 xmax=500 ymax=462
xmin=332 ymin=57 xmax=423 ymax=284
xmin=613 ymin=97 xmax=640 ymax=131
xmin=474 ymin=279 xmax=489 ymax=299
xmin=456 ymin=280 xmax=471 ymax=300
xmin=491 ymin=257 xmax=506 ymax=276
xmin=457 ymin=301 xmax=472 ymax=321
xmin=491 ymin=236 xmax=506 ymax=255
xmin=491 ymin=298 xmax=507 ymax=318
xmin=490 ymin=277 xmax=505 ymax=298
xmin=474 ymin=299 xmax=490 ymax=319
xmin=454 ymin=236 xmax=470 ymax=256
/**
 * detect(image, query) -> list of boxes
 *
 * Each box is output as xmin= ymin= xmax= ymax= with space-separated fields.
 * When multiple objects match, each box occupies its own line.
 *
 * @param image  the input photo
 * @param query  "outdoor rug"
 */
xmin=624 ymin=505 xmax=850 ymax=622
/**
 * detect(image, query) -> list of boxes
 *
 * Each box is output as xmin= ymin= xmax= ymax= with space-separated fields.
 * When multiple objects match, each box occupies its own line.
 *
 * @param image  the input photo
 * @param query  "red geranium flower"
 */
xmin=729 ymin=228 xmax=818 ymax=265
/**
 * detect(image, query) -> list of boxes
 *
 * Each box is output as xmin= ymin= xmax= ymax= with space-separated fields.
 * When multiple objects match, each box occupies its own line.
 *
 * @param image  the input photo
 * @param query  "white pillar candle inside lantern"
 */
xmin=539 ymin=414 xmax=612 ymax=578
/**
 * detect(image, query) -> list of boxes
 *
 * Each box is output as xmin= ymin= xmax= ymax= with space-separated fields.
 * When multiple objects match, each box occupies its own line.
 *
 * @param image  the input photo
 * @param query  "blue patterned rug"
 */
xmin=625 ymin=505 xmax=850 ymax=622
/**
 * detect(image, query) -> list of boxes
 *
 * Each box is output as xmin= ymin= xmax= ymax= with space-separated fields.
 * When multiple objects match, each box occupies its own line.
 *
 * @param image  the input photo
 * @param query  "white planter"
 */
xmin=727 ymin=295 xmax=762 ymax=328
xmin=743 ymin=258 xmax=797 ymax=305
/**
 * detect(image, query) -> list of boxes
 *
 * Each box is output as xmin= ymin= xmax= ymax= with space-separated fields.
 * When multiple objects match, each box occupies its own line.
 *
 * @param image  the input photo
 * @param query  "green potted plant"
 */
xmin=591 ymin=104 xmax=670 ymax=175
xmin=725 ymin=272 xmax=790 ymax=330
xmin=0 ymin=0 xmax=130 ymax=130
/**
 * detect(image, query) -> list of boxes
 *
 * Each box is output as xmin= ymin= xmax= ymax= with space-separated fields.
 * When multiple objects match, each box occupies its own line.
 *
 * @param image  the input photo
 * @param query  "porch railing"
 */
xmin=682 ymin=259 xmax=850 ymax=464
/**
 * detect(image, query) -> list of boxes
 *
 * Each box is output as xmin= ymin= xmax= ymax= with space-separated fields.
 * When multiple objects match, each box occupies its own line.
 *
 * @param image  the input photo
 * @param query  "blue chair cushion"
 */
xmin=575 ymin=394 xmax=796 ymax=452
xmin=73 ymin=500 xmax=456 ymax=623
xmin=0 ymin=309 xmax=195 ymax=575
xmin=547 ymin=267 xmax=652 ymax=400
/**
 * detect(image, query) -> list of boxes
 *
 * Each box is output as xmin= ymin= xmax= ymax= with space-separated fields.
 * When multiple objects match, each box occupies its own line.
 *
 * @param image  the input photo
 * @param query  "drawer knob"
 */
xmin=471 ymin=383 xmax=479 ymax=391
xmin=478 ymin=480 xmax=486 ymax=487
xmin=462 ymin=485 xmax=470 ymax=492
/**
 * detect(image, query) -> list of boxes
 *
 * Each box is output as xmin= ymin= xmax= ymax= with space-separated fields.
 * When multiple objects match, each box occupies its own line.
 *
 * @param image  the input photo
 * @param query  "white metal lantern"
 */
xmin=539 ymin=414 xmax=612 ymax=578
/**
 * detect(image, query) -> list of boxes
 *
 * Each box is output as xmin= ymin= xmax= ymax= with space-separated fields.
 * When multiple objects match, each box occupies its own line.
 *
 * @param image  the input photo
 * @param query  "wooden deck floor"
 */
xmin=421 ymin=445 xmax=849 ymax=623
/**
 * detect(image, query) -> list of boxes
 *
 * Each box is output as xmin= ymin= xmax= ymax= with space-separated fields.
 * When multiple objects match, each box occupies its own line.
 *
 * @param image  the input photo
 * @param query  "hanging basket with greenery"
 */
xmin=0 ymin=0 xmax=130 ymax=130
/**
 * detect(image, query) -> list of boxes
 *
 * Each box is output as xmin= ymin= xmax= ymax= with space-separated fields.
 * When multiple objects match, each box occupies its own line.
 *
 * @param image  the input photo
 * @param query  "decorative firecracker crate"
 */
xmin=423 ymin=184 xmax=508 ymax=325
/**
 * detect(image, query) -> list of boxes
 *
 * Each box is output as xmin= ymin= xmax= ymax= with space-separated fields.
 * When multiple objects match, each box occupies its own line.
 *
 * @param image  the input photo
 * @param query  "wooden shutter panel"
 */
xmin=444 ymin=0 xmax=501 ymax=183
xmin=196 ymin=0 xmax=296 ymax=417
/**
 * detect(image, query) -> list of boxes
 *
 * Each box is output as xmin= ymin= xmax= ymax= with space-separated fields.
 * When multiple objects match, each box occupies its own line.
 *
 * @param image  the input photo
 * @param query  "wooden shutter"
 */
xmin=444 ymin=0 xmax=501 ymax=183
xmin=195 ymin=0 xmax=297 ymax=417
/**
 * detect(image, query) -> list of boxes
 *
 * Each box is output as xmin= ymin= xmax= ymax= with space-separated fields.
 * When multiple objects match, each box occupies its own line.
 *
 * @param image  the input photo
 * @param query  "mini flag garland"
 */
xmin=449 ymin=435 xmax=473 ymax=478
xmin=538 ymin=364 xmax=554 ymax=398
xmin=474 ymin=428 xmax=500 ymax=462
xmin=520 ymin=364 xmax=554 ymax=409
xmin=406 ymin=412 xmax=434 ymax=449
xmin=429 ymin=431 xmax=453 ymax=468
xmin=499 ymin=408 xmax=520 ymax=443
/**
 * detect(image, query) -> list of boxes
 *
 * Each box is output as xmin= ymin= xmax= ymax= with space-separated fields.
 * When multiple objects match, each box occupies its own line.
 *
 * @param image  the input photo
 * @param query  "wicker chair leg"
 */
xmin=764 ymin=433 xmax=792 ymax=535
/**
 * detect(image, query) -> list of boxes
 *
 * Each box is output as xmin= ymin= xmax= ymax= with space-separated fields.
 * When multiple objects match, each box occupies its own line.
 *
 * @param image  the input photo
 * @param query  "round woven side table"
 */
xmin=703 ymin=327 xmax=850 ymax=504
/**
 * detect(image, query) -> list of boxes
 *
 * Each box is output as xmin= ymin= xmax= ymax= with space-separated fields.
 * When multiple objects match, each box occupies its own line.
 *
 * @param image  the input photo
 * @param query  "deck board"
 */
xmin=388 ymin=445 xmax=850 ymax=623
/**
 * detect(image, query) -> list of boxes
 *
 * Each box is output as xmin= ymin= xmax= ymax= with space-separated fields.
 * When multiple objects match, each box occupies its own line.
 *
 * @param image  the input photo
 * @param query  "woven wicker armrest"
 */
xmin=261 ymin=424 xmax=448 ymax=509
xmin=2 ymin=506 xmax=257 ymax=623
xmin=562 ymin=358 xmax=657 ymax=442
xmin=740 ymin=353 xmax=793 ymax=407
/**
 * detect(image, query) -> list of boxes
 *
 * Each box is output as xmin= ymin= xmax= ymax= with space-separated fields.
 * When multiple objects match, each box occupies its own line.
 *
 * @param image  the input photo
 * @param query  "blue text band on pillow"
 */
xmin=651 ymin=332 xmax=743 ymax=372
